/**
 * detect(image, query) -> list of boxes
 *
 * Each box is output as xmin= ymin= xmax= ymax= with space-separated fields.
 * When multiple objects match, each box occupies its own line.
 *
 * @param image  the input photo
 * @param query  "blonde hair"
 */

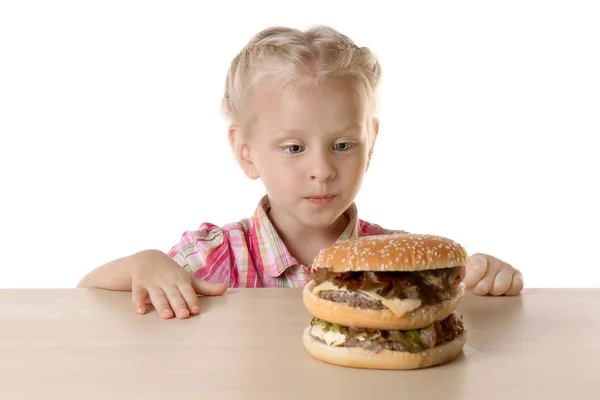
xmin=221 ymin=25 xmax=382 ymax=140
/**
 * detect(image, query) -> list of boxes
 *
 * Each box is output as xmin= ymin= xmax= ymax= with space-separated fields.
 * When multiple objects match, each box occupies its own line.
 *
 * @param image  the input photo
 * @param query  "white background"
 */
xmin=1 ymin=1 xmax=598 ymax=289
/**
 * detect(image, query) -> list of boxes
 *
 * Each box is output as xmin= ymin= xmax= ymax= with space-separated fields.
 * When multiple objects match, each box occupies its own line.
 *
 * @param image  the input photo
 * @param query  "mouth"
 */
xmin=304 ymin=195 xmax=336 ymax=205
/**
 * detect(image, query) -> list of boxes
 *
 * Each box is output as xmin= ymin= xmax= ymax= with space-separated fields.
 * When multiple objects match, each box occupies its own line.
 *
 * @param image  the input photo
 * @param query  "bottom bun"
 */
xmin=302 ymin=326 xmax=467 ymax=370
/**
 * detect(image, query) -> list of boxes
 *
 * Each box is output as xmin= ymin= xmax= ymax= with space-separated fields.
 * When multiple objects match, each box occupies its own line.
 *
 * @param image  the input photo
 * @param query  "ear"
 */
xmin=229 ymin=124 xmax=260 ymax=180
xmin=366 ymin=118 xmax=379 ymax=171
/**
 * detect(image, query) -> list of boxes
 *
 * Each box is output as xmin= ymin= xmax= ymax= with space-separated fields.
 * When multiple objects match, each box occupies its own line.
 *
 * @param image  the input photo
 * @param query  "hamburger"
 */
xmin=302 ymin=233 xmax=468 ymax=370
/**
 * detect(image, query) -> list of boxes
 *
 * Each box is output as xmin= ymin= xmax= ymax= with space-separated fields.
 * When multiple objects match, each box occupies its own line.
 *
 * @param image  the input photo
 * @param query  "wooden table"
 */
xmin=1 ymin=288 xmax=598 ymax=399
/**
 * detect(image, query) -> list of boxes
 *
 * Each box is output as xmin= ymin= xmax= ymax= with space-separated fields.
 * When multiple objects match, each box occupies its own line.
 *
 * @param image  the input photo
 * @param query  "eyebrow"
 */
xmin=280 ymin=123 xmax=363 ymax=136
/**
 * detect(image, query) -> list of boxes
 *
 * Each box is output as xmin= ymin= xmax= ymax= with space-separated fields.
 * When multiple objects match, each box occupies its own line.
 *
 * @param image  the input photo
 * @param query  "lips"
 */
xmin=305 ymin=195 xmax=336 ymax=205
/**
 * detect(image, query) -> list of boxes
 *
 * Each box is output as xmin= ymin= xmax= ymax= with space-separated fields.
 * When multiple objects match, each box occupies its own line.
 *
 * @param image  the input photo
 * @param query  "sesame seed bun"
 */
xmin=311 ymin=234 xmax=468 ymax=273
xmin=303 ymin=280 xmax=465 ymax=330
xmin=302 ymin=326 xmax=468 ymax=370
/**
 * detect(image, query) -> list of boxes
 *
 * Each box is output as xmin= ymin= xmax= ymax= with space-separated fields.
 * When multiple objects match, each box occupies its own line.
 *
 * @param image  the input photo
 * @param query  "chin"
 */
xmin=297 ymin=209 xmax=346 ymax=229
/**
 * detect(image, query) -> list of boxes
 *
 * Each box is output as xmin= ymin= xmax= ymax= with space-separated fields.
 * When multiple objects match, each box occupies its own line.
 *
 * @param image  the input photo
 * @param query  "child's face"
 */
xmin=239 ymin=77 xmax=375 ymax=229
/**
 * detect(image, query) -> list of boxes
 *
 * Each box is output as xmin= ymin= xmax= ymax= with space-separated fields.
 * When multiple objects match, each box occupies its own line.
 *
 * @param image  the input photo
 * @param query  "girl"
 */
xmin=78 ymin=25 xmax=524 ymax=319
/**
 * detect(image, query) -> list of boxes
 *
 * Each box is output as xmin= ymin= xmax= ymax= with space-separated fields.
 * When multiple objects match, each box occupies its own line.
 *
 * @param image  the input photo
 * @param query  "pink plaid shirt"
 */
xmin=168 ymin=195 xmax=407 ymax=288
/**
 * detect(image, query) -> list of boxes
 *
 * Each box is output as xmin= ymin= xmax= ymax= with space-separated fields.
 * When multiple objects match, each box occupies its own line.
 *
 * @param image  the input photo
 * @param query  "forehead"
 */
xmin=251 ymin=77 xmax=366 ymax=135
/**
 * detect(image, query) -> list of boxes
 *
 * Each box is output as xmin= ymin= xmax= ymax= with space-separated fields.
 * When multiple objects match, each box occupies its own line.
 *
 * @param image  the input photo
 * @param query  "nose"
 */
xmin=307 ymin=152 xmax=336 ymax=182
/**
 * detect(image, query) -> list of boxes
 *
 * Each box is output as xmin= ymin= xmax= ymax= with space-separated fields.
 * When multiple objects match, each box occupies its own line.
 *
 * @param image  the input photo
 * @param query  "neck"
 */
xmin=272 ymin=214 xmax=349 ymax=243
xmin=267 ymin=204 xmax=350 ymax=265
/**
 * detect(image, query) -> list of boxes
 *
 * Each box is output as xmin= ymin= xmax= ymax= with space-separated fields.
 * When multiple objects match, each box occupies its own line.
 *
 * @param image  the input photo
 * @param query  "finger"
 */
xmin=489 ymin=268 xmax=514 ymax=296
xmin=132 ymin=287 xmax=149 ymax=314
xmin=505 ymin=272 xmax=524 ymax=296
xmin=473 ymin=268 xmax=500 ymax=296
xmin=462 ymin=254 xmax=489 ymax=289
xmin=162 ymin=286 xmax=190 ymax=319
xmin=177 ymin=284 xmax=201 ymax=315
xmin=191 ymin=278 xmax=228 ymax=296
xmin=147 ymin=287 xmax=174 ymax=319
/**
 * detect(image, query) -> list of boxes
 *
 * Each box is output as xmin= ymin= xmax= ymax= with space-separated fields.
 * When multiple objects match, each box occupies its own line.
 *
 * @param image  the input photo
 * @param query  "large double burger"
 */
xmin=302 ymin=233 xmax=468 ymax=370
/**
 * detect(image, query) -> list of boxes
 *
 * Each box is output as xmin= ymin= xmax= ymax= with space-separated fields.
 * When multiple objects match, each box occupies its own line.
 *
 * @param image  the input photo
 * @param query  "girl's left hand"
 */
xmin=461 ymin=253 xmax=524 ymax=296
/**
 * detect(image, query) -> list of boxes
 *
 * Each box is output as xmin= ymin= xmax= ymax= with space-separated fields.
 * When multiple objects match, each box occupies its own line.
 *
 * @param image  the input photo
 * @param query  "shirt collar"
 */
xmin=253 ymin=195 xmax=360 ymax=277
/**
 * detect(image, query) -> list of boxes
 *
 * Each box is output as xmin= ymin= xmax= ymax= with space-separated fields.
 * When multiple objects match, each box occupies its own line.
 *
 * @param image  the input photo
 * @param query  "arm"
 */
xmin=76 ymin=249 xmax=173 ymax=291
xmin=77 ymin=247 xmax=226 ymax=318
xmin=77 ymin=223 xmax=231 ymax=319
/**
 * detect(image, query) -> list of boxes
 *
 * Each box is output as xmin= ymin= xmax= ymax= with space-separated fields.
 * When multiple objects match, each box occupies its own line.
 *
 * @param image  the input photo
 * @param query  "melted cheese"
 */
xmin=312 ymin=281 xmax=342 ymax=293
xmin=310 ymin=325 xmax=347 ymax=346
xmin=312 ymin=281 xmax=422 ymax=317
xmin=380 ymin=297 xmax=422 ymax=317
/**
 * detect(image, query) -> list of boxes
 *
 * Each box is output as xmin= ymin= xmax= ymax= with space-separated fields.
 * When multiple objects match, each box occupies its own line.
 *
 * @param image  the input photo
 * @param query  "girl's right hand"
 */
xmin=130 ymin=256 xmax=227 ymax=319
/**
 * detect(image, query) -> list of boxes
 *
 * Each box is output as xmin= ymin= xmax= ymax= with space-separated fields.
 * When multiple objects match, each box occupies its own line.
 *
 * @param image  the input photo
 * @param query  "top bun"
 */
xmin=312 ymin=234 xmax=468 ymax=273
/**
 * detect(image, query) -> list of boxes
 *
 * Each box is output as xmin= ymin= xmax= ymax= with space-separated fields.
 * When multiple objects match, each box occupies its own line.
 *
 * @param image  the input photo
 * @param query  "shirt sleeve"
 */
xmin=167 ymin=223 xmax=232 ymax=286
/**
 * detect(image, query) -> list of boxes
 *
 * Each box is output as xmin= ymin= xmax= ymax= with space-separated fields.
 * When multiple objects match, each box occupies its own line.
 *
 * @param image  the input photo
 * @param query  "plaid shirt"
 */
xmin=168 ymin=195 xmax=407 ymax=288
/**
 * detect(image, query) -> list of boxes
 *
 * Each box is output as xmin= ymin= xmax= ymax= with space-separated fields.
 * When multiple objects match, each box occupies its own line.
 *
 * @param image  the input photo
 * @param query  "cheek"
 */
xmin=257 ymin=155 xmax=302 ymax=186
xmin=339 ymin=152 xmax=368 ymax=174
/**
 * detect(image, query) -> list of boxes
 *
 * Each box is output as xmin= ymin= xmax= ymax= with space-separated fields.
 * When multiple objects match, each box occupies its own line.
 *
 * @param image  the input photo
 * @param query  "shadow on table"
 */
xmin=457 ymin=291 xmax=526 ymax=355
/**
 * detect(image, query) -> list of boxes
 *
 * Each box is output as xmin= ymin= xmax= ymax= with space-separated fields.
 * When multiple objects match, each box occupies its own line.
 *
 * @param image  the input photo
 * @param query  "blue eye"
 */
xmin=283 ymin=144 xmax=304 ymax=154
xmin=333 ymin=142 xmax=351 ymax=151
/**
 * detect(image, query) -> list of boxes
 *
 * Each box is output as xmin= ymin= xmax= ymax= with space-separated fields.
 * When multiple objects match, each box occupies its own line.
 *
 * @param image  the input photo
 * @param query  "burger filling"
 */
xmin=311 ymin=267 xmax=463 ymax=316
xmin=310 ymin=313 xmax=465 ymax=353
